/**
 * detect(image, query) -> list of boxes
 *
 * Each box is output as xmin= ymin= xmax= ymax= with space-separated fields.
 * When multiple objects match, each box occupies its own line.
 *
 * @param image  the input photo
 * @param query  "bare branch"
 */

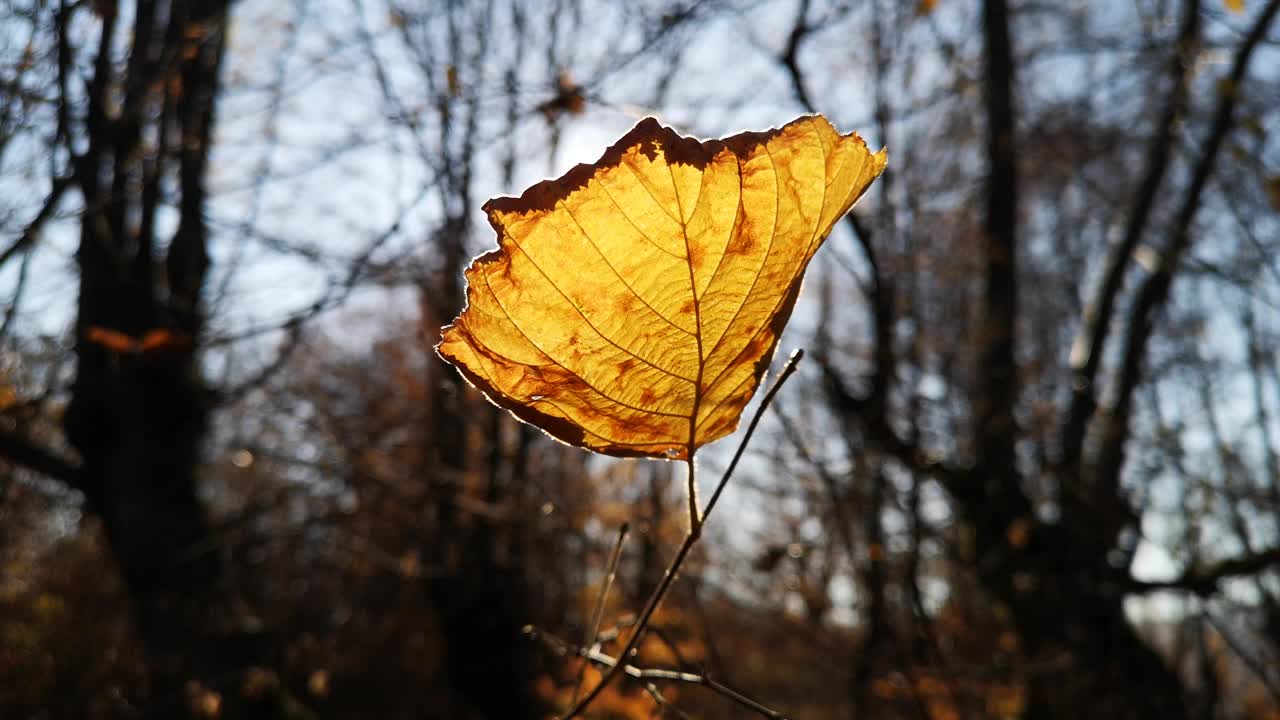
xmin=570 ymin=522 xmax=629 ymax=706
xmin=820 ymin=362 xmax=973 ymax=502
xmin=0 ymin=175 xmax=71 ymax=268
xmin=774 ymin=402 xmax=858 ymax=567
xmin=778 ymin=0 xmax=814 ymax=112
xmin=1127 ymin=547 xmax=1280 ymax=596
xmin=0 ymin=247 xmax=33 ymax=344
xmin=563 ymin=351 xmax=804 ymax=718
xmin=1060 ymin=0 xmax=1201 ymax=472
xmin=533 ymin=628 xmax=789 ymax=719
xmin=974 ymin=0 xmax=1022 ymax=503
xmin=1093 ymin=0 xmax=1280 ymax=497
xmin=701 ymin=349 xmax=804 ymax=522
xmin=0 ymin=429 xmax=82 ymax=488
xmin=1204 ymin=610 xmax=1280 ymax=707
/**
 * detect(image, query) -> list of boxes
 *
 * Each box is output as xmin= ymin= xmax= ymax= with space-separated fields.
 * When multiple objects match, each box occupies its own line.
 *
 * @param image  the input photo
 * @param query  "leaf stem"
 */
xmin=561 ymin=349 xmax=805 ymax=719
xmin=686 ymin=456 xmax=701 ymax=536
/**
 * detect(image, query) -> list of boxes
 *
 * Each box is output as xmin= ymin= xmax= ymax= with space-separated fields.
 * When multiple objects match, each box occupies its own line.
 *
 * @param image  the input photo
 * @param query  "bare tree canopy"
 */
xmin=1 ymin=0 xmax=1279 ymax=718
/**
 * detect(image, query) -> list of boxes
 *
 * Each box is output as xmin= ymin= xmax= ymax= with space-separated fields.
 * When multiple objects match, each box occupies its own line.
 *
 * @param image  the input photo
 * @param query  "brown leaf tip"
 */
xmin=483 ymin=116 xmax=837 ymax=218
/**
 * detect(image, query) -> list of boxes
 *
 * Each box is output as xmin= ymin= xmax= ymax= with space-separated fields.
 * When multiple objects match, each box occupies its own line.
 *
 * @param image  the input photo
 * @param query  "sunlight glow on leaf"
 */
xmin=438 ymin=115 xmax=885 ymax=459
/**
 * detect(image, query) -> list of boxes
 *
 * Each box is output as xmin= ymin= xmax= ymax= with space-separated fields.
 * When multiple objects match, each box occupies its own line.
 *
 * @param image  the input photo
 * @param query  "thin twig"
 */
xmin=1094 ymin=0 xmax=1280 ymax=497
xmin=686 ymin=455 xmax=701 ymax=533
xmin=1058 ymin=0 xmax=1202 ymax=470
xmin=0 ymin=175 xmax=71 ymax=268
xmin=1204 ymin=609 xmax=1280 ymax=706
xmin=562 ymin=508 xmax=696 ymax=716
xmin=1125 ymin=547 xmax=1280 ymax=596
xmin=702 ymin=349 xmax=804 ymax=521
xmin=536 ymin=629 xmax=788 ymax=719
xmin=570 ymin=522 xmax=630 ymax=706
xmin=561 ymin=350 xmax=805 ymax=718
xmin=642 ymin=681 xmax=694 ymax=720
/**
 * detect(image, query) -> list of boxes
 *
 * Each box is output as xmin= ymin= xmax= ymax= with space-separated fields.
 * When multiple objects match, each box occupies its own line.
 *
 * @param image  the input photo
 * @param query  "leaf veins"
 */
xmin=438 ymin=115 xmax=886 ymax=460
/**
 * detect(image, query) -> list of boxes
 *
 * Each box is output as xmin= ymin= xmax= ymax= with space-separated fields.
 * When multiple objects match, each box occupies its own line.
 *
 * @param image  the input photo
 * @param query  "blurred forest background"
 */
xmin=2 ymin=0 xmax=1280 ymax=718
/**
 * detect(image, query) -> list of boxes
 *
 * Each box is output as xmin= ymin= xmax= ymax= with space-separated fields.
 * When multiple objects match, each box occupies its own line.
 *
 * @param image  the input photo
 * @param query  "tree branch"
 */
xmin=820 ymin=363 xmax=974 ymax=503
xmin=974 ymin=0 xmax=1021 ymax=505
xmin=0 ymin=175 xmax=72 ymax=269
xmin=1059 ymin=0 xmax=1201 ymax=472
xmin=1127 ymin=547 xmax=1280 ymax=596
xmin=777 ymin=0 xmax=898 ymax=445
xmin=779 ymin=0 xmax=815 ymax=112
xmin=532 ymin=628 xmax=789 ymax=719
xmin=563 ymin=351 xmax=804 ymax=718
xmin=0 ymin=429 xmax=82 ymax=488
xmin=1093 ymin=0 xmax=1280 ymax=497
xmin=570 ymin=522 xmax=629 ymax=707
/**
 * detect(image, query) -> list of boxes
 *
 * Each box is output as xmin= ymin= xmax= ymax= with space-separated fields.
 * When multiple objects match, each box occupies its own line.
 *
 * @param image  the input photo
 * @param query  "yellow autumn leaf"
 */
xmin=1225 ymin=0 xmax=1244 ymax=13
xmin=438 ymin=115 xmax=885 ymax=460
xmin=1265 ymin=175 xmax=1280 ymax=210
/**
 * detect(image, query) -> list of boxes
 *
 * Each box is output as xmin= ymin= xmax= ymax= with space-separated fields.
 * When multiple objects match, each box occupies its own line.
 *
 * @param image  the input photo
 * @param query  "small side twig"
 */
xmin=561 ymin=350 xmax=805 ymax=719
xmin=535 ymin=628 xmax=789 ymax=719
xmin=570 ymin=522 xmax=630 ymax=706
xmin=642 ymin=681 xmax=694 ymax=720
xmin=702 ymin=349 xmax=804 ymax=521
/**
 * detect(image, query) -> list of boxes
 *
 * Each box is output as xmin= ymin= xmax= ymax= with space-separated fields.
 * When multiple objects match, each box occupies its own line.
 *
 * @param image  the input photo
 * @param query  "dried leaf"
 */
xmin=138 ymin=328 xmax=177 ymax=352
xmin=446 ymin=65 xmax=460 ymax=97
xmin=1006 ymin=516 xmax=1033 ymax=548
xmin=439 ymin=116 xmax=885 ymax=459
xmin=538 ymin=70 xmax=586 ymax=121
xmin=87 ymin=326 xmax=139 ymax=354
xmin=87 ymin=326 xmax=188 ymax=356
xmin=1225 ymin=0 xmax=1245 ymax=13
xmin=1265 ymin=175 xmax=1280 ymax=210
xmin=140 ymin=329 xmax=192 ymax=358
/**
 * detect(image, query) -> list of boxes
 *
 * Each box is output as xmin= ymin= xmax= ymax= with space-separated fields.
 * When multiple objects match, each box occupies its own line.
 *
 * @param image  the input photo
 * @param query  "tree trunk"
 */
xmin=1004 ymin=568 xmax=1187 ymax=719
xmin=422 ymin=236 xmax=544 ymax=718
xmin=971 ymin=1 xmax=1190 ymax=716
xmin=58 ymin=2 xmax=270 ymax=716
